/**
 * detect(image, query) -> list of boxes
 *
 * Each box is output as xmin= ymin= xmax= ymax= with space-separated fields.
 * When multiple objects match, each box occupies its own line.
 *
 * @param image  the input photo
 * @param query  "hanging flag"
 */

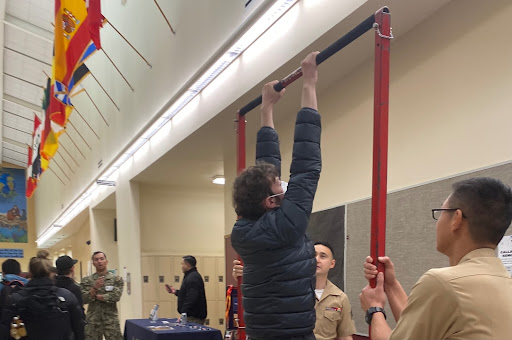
xmin=52 ymin=0 xmax=104 ymax=126
xmin=49 ymin=79 xmax=73 ymax=128
xmin=87 ymin=0 xmax=106 ymax=50
xmin=26 ymin=114 xmax=42 ymax=198
xmin=41 ymin=79 xmax=66 ymax=170
xmin=54 ymin=0 xmax=104 ymax=87
xmin=68 ymin=63 xmax=90 ymax=97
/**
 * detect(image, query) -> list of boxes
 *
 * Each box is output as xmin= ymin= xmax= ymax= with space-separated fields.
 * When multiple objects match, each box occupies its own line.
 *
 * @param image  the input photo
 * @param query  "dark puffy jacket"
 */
xmin=0 ymin=277 xmax=84 ymax=340
xmin=231 ymin=107 xmax=321 ymax=339
xmin=176 ymin=267 xmax=207 ymax=319
xmin=55 ymin=275 xmax=84 ymax=310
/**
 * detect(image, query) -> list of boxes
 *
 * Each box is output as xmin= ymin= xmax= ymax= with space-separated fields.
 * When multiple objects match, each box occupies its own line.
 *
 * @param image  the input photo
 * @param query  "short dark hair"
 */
xmin=449 ymin=177 xmax=512 ymax=245
xmin=183 ymin=255 xmax=197 ymax=268
xmin=232 ymin=163 xmax=280 ymax=220
xmin=314 ymin=242 xmax=335 ymax=259
xmin=2 ymin=259 xmax=21 ymax=275
xmin=92 ymin=251 xmax=107 ymax=260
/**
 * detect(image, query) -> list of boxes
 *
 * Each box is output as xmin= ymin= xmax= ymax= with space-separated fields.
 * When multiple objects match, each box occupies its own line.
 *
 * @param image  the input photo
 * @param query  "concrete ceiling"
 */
xmin=1 ymin=0 xmax=53 ymax=167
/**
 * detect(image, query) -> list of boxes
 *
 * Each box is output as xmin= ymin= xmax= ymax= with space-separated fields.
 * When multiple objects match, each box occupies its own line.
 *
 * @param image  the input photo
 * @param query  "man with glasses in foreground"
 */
xmin=360 ymin=177 xmax=512 ymax=340
xmin=231 ymin=51 xmax=321 ymax=340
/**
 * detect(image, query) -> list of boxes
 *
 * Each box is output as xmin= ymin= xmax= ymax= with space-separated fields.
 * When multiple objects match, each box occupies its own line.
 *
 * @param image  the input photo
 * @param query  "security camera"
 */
xmin=86 ymin=240 xmax=91 ymax=245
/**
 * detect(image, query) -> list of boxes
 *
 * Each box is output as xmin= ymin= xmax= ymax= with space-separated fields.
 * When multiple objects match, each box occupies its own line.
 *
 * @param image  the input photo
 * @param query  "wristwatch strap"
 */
xmin=365 ymin=306 xmax=386 ymax=325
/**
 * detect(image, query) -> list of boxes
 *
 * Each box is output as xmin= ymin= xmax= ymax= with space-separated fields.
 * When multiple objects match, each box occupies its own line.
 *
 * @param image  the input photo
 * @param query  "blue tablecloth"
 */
xmin=124 ymin=318 xmax=223 ymax=340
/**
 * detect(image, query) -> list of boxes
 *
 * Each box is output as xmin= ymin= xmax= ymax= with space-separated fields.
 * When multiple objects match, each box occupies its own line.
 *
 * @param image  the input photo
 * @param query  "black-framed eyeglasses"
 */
xmin=431 ymin=208 xmax=466 ymax=220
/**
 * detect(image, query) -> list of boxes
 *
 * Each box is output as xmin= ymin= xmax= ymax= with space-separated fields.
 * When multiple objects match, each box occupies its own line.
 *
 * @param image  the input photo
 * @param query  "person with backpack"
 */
xmin=0 ymin=259 xmax=29 ymax=312
xmin=55 ymin=255 xmax=83 ymax=310
xmin=0 ymin=253 xmax=85 ymax=340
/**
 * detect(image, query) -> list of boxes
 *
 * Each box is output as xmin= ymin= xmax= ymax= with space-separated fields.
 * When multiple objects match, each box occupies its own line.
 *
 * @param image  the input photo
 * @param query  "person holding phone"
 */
xmin=165 ymin=255 xmax=207 ymax=325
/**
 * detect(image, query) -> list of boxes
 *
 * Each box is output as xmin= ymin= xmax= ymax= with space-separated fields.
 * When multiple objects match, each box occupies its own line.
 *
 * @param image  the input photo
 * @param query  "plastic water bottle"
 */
xmin=149 ymin=304 xmax=159 ymax=321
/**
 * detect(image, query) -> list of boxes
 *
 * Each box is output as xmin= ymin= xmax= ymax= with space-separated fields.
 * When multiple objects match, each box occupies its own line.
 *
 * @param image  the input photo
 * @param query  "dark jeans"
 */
xmin=248 ymin=331 xmax=316 ymax=340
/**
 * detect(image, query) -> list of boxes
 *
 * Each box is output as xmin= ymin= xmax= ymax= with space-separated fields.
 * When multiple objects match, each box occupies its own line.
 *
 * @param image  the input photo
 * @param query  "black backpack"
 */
xmin=0 ymin=279 xmax=25 ymax=310
xmin=1 ymin=279 xmax=25 ymax=292
xmin=13 ymin=286 xmax=72 ymax=339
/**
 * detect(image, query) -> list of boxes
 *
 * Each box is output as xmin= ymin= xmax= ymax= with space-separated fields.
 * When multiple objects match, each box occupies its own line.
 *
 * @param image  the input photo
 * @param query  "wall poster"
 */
xmin=0 ymin=168 xmax=27 ymax=243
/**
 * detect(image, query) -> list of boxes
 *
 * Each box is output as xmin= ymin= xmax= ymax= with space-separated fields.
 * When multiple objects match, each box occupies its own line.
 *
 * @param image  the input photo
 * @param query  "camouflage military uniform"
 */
xmin=81 ymin=272 xmax=124 ymax=340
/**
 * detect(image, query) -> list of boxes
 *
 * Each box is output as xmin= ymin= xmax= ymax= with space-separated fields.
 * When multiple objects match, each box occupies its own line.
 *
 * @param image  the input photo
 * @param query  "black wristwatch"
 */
xmin=365 ymin=306 xmax=386 ymax=325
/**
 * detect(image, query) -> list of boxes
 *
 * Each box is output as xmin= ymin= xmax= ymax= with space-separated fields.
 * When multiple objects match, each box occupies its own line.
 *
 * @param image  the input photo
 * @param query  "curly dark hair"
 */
xmin=233 ymin=163 xmax=279 ymax=220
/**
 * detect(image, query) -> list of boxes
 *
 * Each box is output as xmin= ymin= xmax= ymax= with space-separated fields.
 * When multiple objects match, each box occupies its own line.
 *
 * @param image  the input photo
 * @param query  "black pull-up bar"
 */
xmin=237 ymin=7 xmax=389 ymax=116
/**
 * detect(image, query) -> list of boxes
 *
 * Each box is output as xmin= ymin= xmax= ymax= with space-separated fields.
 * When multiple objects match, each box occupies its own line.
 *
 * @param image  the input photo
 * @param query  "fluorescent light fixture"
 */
xmin=38 ymin=0 xmax=298 ymax=248
xmin=96 ymin=180 xmax=116 ymax=186
xmin=113 ymin=154 xmax=131 ymax=168
xmin=212 ymin=176 xmax=225 ymax=185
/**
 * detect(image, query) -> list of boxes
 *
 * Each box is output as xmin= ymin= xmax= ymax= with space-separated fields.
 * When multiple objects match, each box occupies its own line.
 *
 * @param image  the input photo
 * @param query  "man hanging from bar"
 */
xmin=231 ymin=51 xmax=321 ymax=340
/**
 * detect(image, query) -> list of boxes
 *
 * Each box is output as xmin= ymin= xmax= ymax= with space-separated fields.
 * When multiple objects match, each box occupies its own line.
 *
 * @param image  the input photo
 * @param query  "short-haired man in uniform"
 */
xmin=81 ymin=251 xmax=124 ymax=340
xmin=360 ymin=177 xmax=512 ymax=340
xmin=314 ymin=242 xmax=356 ymax=340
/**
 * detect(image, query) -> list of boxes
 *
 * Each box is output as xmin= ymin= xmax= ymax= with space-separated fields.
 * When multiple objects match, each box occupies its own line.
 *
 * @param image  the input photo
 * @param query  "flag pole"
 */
xmin=153 ymin=0 xmax=176 ymax=34
xmin=63 ymin=133 xmax=86 ymax=159
xmin=83 ymin=89 xmax=109 ymax=126
xmin=51 ymin=158 xmax=71 ymax=181
xmin=106 ymin=20 xmax=152 ymax=68
xmin=56 ymin=151 xmax=75 ymax=173
xmin=68 ymin=120 xmax=92 ymax=150
xmin=48 ymin=166 xmax=66 ymax=185
xmin=88 ymin=69 xmax=120 ymax=111
xmin=101 ymin=49 xmax=135 ymax=91
xmin=59 ymin=143 xmax=80 ymax=166
xmin=73 ymin=107 xmax=100 ymax=139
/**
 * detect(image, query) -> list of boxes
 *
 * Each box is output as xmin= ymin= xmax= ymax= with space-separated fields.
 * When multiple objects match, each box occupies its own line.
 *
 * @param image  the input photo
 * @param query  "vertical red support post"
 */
xmin=370 ymin=7 xmax=391 ymax=288
xmin=235 ymin=112 xmax=246 ymax=340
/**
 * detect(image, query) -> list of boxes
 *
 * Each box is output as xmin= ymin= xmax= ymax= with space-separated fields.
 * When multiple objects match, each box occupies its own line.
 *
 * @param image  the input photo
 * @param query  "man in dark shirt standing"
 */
xmin=55 ymin=255 xmax=84 ymax=310
xmin=167 ymin=255 xmax=207 ymax=324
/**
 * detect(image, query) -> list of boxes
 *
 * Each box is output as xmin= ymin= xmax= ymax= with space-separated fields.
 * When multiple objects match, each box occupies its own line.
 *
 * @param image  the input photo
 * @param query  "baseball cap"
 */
xmin=56 ymin=255 xmax=78 ymax=272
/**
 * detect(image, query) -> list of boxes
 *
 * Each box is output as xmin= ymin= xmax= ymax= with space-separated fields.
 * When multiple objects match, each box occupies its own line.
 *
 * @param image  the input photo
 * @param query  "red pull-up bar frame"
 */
xmin=234 ymin=7 xmax=391 ymax=339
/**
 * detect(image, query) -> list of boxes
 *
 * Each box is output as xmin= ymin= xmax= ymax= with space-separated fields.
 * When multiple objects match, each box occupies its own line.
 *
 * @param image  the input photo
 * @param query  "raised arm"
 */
xmin=260 ymin=80 xmax=284 ymax=128
xmin=256 ymin=81 xmax=284 ymax=173
xmin=301 ymin=51 xmax=319 ymax=110
xmin=273 ymin=51 xmax=322 ymax=244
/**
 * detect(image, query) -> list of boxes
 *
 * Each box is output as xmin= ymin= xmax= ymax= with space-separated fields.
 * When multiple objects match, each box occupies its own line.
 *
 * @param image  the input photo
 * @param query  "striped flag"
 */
xmin=26 ymin=114 xmax=42 ymax=198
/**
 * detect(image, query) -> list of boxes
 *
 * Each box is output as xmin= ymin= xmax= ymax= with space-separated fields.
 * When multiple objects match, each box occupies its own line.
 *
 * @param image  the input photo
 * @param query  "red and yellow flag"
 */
xmin=52 ymin=0 xmax=103 ymax=126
